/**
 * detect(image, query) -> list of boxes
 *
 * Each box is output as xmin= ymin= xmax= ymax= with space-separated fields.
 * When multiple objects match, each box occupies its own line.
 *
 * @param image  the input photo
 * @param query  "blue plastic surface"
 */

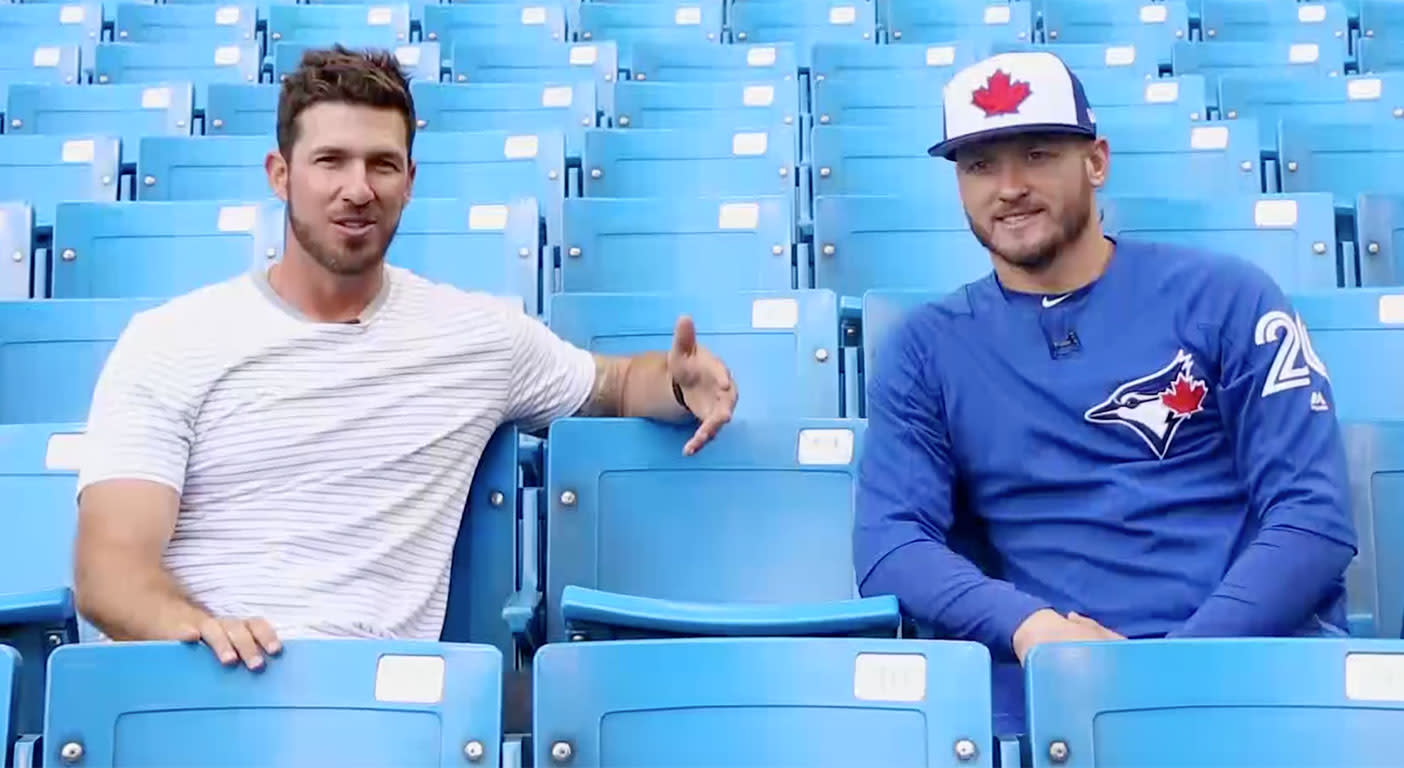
xmin=0 ymin=3 xmax=102 ymax=76
xmin=1294 ymin=287 xmax=1404 ymax=420
xmin=274 ymin=41 xmax=440 ymax=84
xmin=422 ymin=3 xmax=566 ymax=55
xmin=449 ymin=41 xmax=618 ymax=114
xmin=885 ymin=0 xmax=1033 ymax=45
xmin=630 ymin=41 xmax=797 ymax=84
xmin=387 ymin=197 xmax=542 ymax=314
xmin=0 ymin=202 xmax=32 ymax=299
xmin=1200 ymin=0 xmax=1350 ymax=45
xmin=811 ymin=125 xmax=955 ymax=201
xmin=582 ymin=126 xmax=797 ymax=199
xmin=95 ymin=42 xmax=259 ymax=109
xmin=810 ymin=40 xmax=980 ymax=84
xmin=560 ymin=585 xmax=900 ymax=638
xmin=0 ymin=644 xmax=16 ymax=768
xmin=728 ymin=0 xmax=876 ymax=68
xmin=1042 ymin=0 xmax=1191 ymax=66
xmin=1279 ymin=120 xmax=1404 ymax=207
xmin=412 ymin=81 xmax=596 ymax=160
xmin=577 ymin=0 xmax=724 ymax=70
xmin=44 ymin=640 xmax=503 ymax=768
xmin=535 ymin=637 xmax=995 ymax=768
xmin=0 ymin=135 xmax=119 ymax=230
xmin=266 ymin=3 xmax=409 ymax=47
xmin=5 ymin=82 xmax=195 ymax=163
xmin=1173 ymin=40 xmax=1346 ymax=94
xmin=204 ymin=83 xmax=277 ymax=136
xmin=1100 ymin=119 xmax=1261 ymax=199
xmin=614 ymin=80 xmax=800 ymax=133
xmin=136 ymin=135 xmax=275 ymax=202
xmin=989 ymin=41 xmax=1162 ymax=79
xmin=1355 ymin=193 xmax=1404 ymax=287
xmin=811 ymin=71 xmax=949 ymax=128
xmin=1342 ymin=420 xmax=1404 ymax=638
xmin=1221 ymin=72 xmax=1404 ymax=153
xmin=0 ymin=44 xmax=79 ymax=96
xmin=1078 ymin=73 xmax=1209 ymax=126
xmin=113 ymin=3 xmax=258 ymax=45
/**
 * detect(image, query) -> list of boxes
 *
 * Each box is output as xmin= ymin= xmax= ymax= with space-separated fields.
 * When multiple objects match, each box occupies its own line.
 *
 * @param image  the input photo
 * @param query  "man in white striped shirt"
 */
xmin=72 ymin=47 xmax=738 ymax=671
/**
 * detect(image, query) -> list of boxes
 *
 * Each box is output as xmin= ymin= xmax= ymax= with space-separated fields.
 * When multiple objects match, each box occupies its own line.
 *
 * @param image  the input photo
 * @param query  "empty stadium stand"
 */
xmin=0 ymin=136 xmax=119 ymax=229
xmin=1342 ymin=420 xmax=1404 ymax=639
xmin=1296 ymin=288 xmax=1404 ymax=421
xmin=387 ymin=197 xmax=542 ymax=313
xmin=0 ymin=202 xmax=31 ymax=300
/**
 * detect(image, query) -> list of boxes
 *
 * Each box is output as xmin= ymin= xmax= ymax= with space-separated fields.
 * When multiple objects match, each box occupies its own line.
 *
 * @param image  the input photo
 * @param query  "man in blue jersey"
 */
xmin=853 ymin=51 xmax=1357 ymax=733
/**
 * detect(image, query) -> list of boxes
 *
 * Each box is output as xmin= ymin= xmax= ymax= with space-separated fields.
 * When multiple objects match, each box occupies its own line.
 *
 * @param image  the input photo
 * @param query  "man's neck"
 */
xmin=269 ymin=247 xmax=384 ymax=324
xmin=993 ymin=222 xmax=1114 ymax=296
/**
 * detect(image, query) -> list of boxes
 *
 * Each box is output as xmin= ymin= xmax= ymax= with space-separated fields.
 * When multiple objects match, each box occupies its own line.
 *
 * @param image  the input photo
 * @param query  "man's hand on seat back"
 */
xmin=1012 ymin=608 xmax=1125 ymax=664
xmin=175 ymin=615 xmax=282 ymax=671
xmin=667 ymin=315 xmax=737 ymax=456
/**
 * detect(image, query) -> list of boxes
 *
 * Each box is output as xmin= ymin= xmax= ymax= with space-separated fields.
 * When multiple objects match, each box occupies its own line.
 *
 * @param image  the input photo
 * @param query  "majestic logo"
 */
xmin=972 ymin=69 xmax=1032 ymax=117
xmin=1085 ymin=350 xmax=1210 ymax=459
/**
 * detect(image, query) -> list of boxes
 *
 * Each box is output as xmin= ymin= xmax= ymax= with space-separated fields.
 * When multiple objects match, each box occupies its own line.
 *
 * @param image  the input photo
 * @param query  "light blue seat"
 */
xmin=1356 ymin=194 xmax=1404 ymax=287
xmin=450 ymin=42 xmax=618 ymax=115
xmin=1279 ymin=121 xmax=1404 ymax=208
xmin=205 ymin=83 xmax=277 ymax=136
xmin=95 ymin=43 xmax=260 ymax=109
xmin=728 ymin=0 xmax=876 ymax=68
xmin=6 ymin=83 xmax=195 ymax=164
xmin=534 ymin=637 xmax=994 ymax=767
xmin=113 ymin=3 xmax=257 ymax=45
xmin=613 ymin=80 xmax=799 ymax=133
xmin=1101 ymin=193 xmax=1340 ymax=290
xmin=810 ymin=40 xmax=980 ymax=86
xmin=577 ymin=0 xmax=724 ymax=70
xmin=989 ymin=41 xmax=1161 ymax=79
xmin=0 ymin=135 xmax=120 ymax=231
xmin=1201 ymin=0 xmax=1350 ymax=47
xmin=1043 ymin=0 xmax=1190 ymax=67
xmin=387 ymin=198 xmax=542 ymax=314
xmin=1295 ymin=287 xmax=1404 ymax=420
xmin=0 ymin=307 xmax=156 ymax=396
xmin=582 ymin=126 xmax=797 ymax=199
xmin=549 ymin=291 xmax=841 ymax=418
xmin=630 ymin=41 xmax=796 ymax=86
xmin=266 ymin=3 xmax=410 ymax=47
xmin=0 ymin=203 xmax=33 ymax=299
xmin=50 ymin=200 xmax=280 ymax=299
xmin=0 ymin=45 xmax=80 ymax=98
xmin=811 ymin=125 xmax=959 ymax=201
xmin=1341 ymin=420 xmax=1404 ymax=638
xmin=861 ymin=289 xmax=941 ymax=413
xmin=813 ymin=195 xmax=988 ymax=299
xmin=811 ymin=72 xmax=947 ymax=128
xmin=1078 ymin=72 xmax=1209 ymax=126
xmin=559 ymin=196 xmax=794 ymax=293
xmin=1221 ymin=72 xmax=1404 ymax=154
xmin=1026 ymin=639 xmax=1404 ymax=768
xmin=885 ymin=0 xmax=1033 ymax=45
xmin=44 ymin=640 xmax=504 ymax=768
xmin=136 ymin=135 xmax=273 ymax=202
xmin=411 ymin=81 xmax=596 ymax=161
xmin=1174 ymin=40 xmax=1346 ymax=94
xmin=1101 ymin=120 xmax=1261 ymax=199
xmin=0 ymin=644 xmax=14 ymax=762
xmin=544 ymin=417 xmax=888 ymax=642
xmin=423 ymin=3 xmax=567 ymax=60
xmin=273 ymin=42 xmax=440 ymax=83
xmin=0 ymin=422 xmax=86 ymax=736
xmin=1359 ymin=36 xmax=1404 ymax=73
xmin=0 ymin=3 xmax=102 ymax=76
xmin=1359 ymin=0 xmax=1404 ymax=71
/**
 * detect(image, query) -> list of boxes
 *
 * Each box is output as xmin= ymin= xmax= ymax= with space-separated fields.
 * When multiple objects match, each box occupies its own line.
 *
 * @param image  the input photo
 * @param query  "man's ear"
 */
xmin=265 ymin=149 xmax=289 ymax=202
xmin=1085 ymin=137 xmax=1110 ymax=190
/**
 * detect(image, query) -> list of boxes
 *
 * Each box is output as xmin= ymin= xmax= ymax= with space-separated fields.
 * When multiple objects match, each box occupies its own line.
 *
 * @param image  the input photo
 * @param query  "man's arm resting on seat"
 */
xmin=75 ymin=479 xmax=280 ymax=669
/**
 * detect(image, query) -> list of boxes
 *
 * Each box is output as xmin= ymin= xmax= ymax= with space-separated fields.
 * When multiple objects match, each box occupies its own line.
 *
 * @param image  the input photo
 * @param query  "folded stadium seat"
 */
xmin=1341 ymin=420 xmax=1404 ymax=638
xmin=0 ymin=202 xmax=33 ymax=300
xmin=0 ymin=298 xmax=167 ymax=422
xmin=990 ymin=41 xmax=1162 ymax=80
xmin=411 ymin=81 xmax=596 ymax=161
xmin=1294 ymin=287 xmax=1404 ymax=421
xmin=450 ymin=41 xmax=619 ymax=116
xmin=1099 ymin=120 xmax=1262 ymax=199
xmin=1279 ymin=120 xmax=1404 ymax=208
xmin=1101 ymin=193 xmax=1340 ymax=290
xmin=1078 ymin=71 xmax=1209 ymax=125
xmin=0 ymin=3 xmax=102 ymax=81
xmin=885 ymin=0 xmax=1033 ymax=46
xmin=137 ymin=135 xmax=274 ymax=202
xmin=386 ymin=198 xmax=543 ymax=314
xmin=1200 ymin=0 xmax=1350 ymax=47
xmin=534 ymin=638 xmax=994 ymax=768
xmin=95 ymin=43 xmax=261 ymax=110
xmin=1356 ymin=194 xmax=1404 ymax=287
xmin=50 ymin=200 xmax=282 ymax=299
xmin=1360 ymin=0 xmax=1404 ymax=72
xmin=549 ymin=290 xmax=841 ymax=417
xmin=582 ymin=126 xmax=798 ymax=200
xmin=1221 ymin=72 xmax=1404 ymax=155
xmin=813 ymin=195 xmax=989 ymax=300
xmin=1042 ymin=0 xmax=1191 ymax=69
xmin=44 ymin=641 xmax=504 ymax=768
xmin=266 ymin=3 xmax=410 ymax=48
xmin=630 ymin=41 xmax=797 ymax=85
xmin=0 ymin=135 xmax=120 ymax=233
xmin=113 ymin=3 xmax=258 ymax=46
xmin=576 ymin=0 xmax=724 ymax=71
xmin=811 ymin=71 xmax=948 ymax=128
xmin=544 ymin=417 xmax=898 ymax=642
xmin=559 ymin=196 xmax=795 ymax=293
xmin=728 ymin=0 xmax=876 ymax=69
xmin=0 ymin=422 xmax=89 ymax=735
xmin=1173 ymin=40 xmax=1346 ymax=96
xmin=204 ymin=83 xmax=277 ymax=136
xmin=0 ymin=45 xmax=80 ymax=103
xmin=811 ymin=125 xmax=958 ymax=202
xmin=1025 ymin=639 xmax=1404 ymax=767
xmin=810 ymin=40 xmax=980 ymax=88
xmin=0 ymin=645 xmax=14 ymax=765
xmin=274 ymin=42 xmax=440 ymax=84
xmin=423 ymin=3 xmax=567 ymax=71
xmin=612 ymin=80 xmax=800 ymax=142
xmin=5 ymin=83 xmax=195 ymax=166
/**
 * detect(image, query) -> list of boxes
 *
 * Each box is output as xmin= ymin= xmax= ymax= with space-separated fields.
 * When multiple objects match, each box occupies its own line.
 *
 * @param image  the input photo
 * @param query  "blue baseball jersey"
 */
xmin=854 ymin=238 xmax=1357 ymax=731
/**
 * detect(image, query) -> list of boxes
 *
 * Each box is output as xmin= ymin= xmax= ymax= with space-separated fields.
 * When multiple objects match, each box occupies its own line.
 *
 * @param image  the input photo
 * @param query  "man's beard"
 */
xmin=967 ymin=186 xmax=1094 ymax=274
xmin=286 ymin=197 xmax=397 ymax=277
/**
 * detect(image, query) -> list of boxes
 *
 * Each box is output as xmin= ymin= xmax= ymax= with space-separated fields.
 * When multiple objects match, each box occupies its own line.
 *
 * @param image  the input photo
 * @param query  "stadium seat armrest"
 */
xmin=13 ymin=733 xmax=41 ymax=768
xmin=0 ymin=588 xmax=74 ymax=626
xmin=560 ymin=585 xmax=902 ymax=638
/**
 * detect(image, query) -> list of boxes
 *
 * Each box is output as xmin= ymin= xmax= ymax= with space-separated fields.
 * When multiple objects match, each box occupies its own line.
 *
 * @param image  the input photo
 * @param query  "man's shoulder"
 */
xmin=119 ymin=273 xmax=262 ymax=347
xmin=389 ymin=266 xmax=528 ymax=319
xmin=1120 ymin=238 xmax=1283 ymax=302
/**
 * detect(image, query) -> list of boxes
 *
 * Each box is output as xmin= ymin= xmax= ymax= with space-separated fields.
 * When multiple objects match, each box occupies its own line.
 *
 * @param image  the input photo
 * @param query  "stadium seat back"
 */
xmin=614 ymin=80 xmax=800 ymax=132
xmin=1079 ymin=72 xmax=1209 ymax=125
xmin=630 ymin=41 xmax=797 ymax=85
xmin=545 ymin=418 xmax=866 ymax=641
xmin=1101 ymin=120 xmax=1262 ymax=199
xmin=1026 ymin=639 xmax=1404 ymax=767
xmin=534 ymin=637 xmax=996 ymax=768
xmin=205 ymin=84 xmax=277 ymax=136
xmin=0 ymin=135 xmax=120 ymax=230
xmin=412 ymin=82 xmax=596 ymax=159
xmin=267 ymin=4 xmax=410 ymax=47
xmin=885 ymin=0 xmax=1033 ymax=45
xmin=811 ymin=41 xmax=979 ymax=88
xmin=1359 ymin=36 xmax=1404 ymax=73
xmin=1042 ymin=0 xmax=1190 ymax=66
xmin=0 ymin=44 xmax=80 ymax=95
xmin=1355 ymin=194 xmax=1404 ymax=287
xmin=1295 ymin=287 xmax=1404 ymax=420
xmin=0 ymin=3 xmax=102 ymax=71
xmin=549 ymin=290 xmax=841 ymax=418
xmin=450 ymin=42 xmax=619 ymax=115
xmin=811 ymin=73 xmax=947 ymax=128
xmin=0 ymin=203 xmax=33 ymax=299
xmin=137 ymin=135 xmax=273 ymax=202
xmin=422 ymin=3 xmax=567 ymax=53
xmin=583 ymin=126 xmax=797 ymax=199
xmin=1279 ymin=121 xmax=1404 ymax=207
xmin=273 ymin=42 xmax=440 ymax=84
xmin=1101 ymin=193 xmax=1339 ymax=291
xmin=1173 ymin=40 xmax=1346 ymax=94
xmin=811 ymin=125 xmax=959 ymax=202
xmin=387 ymin=198 xmax=542 ymax=314
xmin=95 ymin=43 xmax=260 ymax=107
xmin=990 ymin=41 xmax=1161 ymax=79
xmin=1220 ymin=73 xmax=1404 ymax=153
xmin=577 ymin=0 xmax=724 ymax=69
xmin=44 ymin=641 xmax=504 ymax=768
xmin=114 ymin=3 xmax=258 ymax=45
xmin=6 ymin=83 xmax=195 ymax=158
xmin=728 ymin=0 xmax=877 ymax=68
xmin=1341 ymin=421 xmax=1404 ymax=638
xmin=1200 ymin=0 xmax=1350 ymax=46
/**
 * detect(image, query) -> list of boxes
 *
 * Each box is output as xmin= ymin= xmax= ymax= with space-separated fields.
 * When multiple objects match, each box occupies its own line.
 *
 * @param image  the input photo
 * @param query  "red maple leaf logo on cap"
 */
xmin=1160 ymin=373 xmax=1207 ymax=417
xmin=971 ymin=69 xmax=1032 ymax=117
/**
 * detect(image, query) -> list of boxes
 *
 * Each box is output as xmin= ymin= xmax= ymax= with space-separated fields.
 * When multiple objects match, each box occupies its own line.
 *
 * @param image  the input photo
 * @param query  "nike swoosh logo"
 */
xmin=1042 ymin=294 xmax=1072 ymax=308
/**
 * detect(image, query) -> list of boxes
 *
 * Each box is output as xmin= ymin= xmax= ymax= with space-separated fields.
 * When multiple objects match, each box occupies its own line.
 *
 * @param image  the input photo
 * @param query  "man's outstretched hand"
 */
xmin=667 ymin=315 xmax=738 ymax=456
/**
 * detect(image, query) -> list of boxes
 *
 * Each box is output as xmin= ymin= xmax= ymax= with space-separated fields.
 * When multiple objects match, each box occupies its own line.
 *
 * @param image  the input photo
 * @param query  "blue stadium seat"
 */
xmin=422 ymin=3 xmax=567 ymax=59
xmin=810 ymin=41 xmax=980 ymax=87
xmin=1295 ymin=287 xmax=1404 ymax=420
xmin=1026 ymin=639 xmax=1404 ymax=767
xmin=136 ymin=135 xmax=272 ymax=202
xmin=205 ymin=83 xmax=277 ymax=136
xmin=1101 ymin=193 xmax=1340 ymax=290
xmin=582 ymin=126 xmax=797 ymax=199
xmin=1341 ymin=420 xmax=1404 ymax=638
xmin=1360 ymin=0 xmax=1404 ymax=72
xmin=411 ymin=82 xmax=596 ymax=160
xmin=1078 ymin=72 xmax=1209 ymax=126
xmin=274 ymin=42 xmax=440 ymax=84
xmin=1221 ymin=73 xmax=1404 ymax=154
xmin=1102 ymin=121 xmax=1262 ymax=199
xmin=113 ymin=3 xmax=258 ymax=45
xmin=577 ymin=0 xmax=724 ymax=70
xmin=1173 ymin=40 xmax=1346 ymax=94
xmin=267 ymin=3 xmax=410 ymax=47
xmin=1042 ymin=0 xmax=1191 ymax=67
xmin=810 ymin=125 xmax=960 ymax=201
xmin=0 ymin=3 xmax=102 ymax=77
xmin=885 ymin=0 xmax=1033 ymax=45
xmin=6 ymin=83 xmax=195 ymax=164
xmin=1201 ymin=0 xmax=1350 ymax=47
xmin=728 ymin=0 xmax=876 ymax=68
xmin=0 ymin=202 xmax=32 ymax=299
xmin=51 ymin=200 xmax=280 ymax=299
xmin=450 ymin=42 xmax=619 ymax=115
xmin=544 ymin=417 xmax=882 ymax=641
xmin=0 ymin=135 xmax=120 ymax=231
xmin=45 ymin=640 xmax=504 ymax=768
xmin=1356 ymin=194 xmax=1404 ymax=287
xmin=630 ymin=41 xmax=797 ymax=85
xmin=0 ymin=644 xmax=14 ymax=763
xmin=1280 ymin=121 xmax=1404 ymax=207
xmin=989 ymin=41 xmax=1161 ymax=79
xmin=387 ymin=198 xmax=542 ymax=314
xmin=811 ymin=72 xmax=947 ymax=128
xmin=813 ymin=195 xmax=988 ymax=298
xmin=95 ymin=43 xmax=260 ymax=108
xmin=560 ymin=196 xmax=794 ymax=293
xmin=613 ymin=80 xmax=800 ymax=132
xmin=1358 ymin=36 xmax=1404 ymax=73
xmin=534 ymin=638 xmax=994 ymax=768
xmin=0 ymin=45 xmax=79 ymax=97
xmin=549 ymin=291 xmax=841 ymax=418
xmin=0 ymin=298 xmax=166 ymax=422
xmin=0 ymin=422 xmax=86 ymax=735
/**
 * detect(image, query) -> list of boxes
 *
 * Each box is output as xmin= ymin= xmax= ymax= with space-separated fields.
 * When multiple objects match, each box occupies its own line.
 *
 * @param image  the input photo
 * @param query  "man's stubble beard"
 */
xmin=967 ymin=183 xmax=1095 ymax=275
xmin=285 ymin=192 xmax=399 ymax=278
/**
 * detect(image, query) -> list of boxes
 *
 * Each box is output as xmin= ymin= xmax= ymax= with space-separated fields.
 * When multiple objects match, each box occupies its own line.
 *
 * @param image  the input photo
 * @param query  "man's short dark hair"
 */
xmin=276 ymin=45 xmax=415 ymax=159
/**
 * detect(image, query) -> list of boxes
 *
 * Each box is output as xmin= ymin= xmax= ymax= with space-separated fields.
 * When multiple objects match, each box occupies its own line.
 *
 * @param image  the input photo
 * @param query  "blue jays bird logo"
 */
xmin=1085 ymin=350 xmax=1210 ymax=459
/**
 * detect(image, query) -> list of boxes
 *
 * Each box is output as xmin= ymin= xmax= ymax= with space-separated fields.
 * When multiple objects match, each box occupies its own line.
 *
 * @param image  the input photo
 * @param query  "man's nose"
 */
xmin=340 ymin=164 xmax=374 ymax=206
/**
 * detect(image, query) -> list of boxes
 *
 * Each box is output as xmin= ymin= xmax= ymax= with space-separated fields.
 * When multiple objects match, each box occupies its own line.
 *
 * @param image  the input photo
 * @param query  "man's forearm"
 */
xmin=77 ymin=559 xmax=209 ymax=641
xmin=581 ymin=353 xmax=691 ymax=421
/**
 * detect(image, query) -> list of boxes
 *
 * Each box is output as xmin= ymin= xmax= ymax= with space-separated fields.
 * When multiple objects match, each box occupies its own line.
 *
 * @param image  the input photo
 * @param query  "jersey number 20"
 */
xmin=1254 ymin=310 xmax=1330 ymax=398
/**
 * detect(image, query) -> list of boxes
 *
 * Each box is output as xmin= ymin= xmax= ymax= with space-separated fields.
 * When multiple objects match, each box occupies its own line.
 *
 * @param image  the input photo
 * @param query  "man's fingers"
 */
xmin=684 ymin=409 xmax=732 ymax=456
xmin=248 ymin=617 xmax=283 ymax=656
xmin=222 ymin=619 xmax=266 ymax=670
xmin=198 ymin=619 xmax=239 ymax=666
xmin=671 ymin=315 xmax=698 ymax=358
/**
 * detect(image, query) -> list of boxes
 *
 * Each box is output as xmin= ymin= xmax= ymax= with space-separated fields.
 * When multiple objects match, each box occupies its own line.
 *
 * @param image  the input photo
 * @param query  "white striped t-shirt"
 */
xmin=76 ymin=265 xmax=595 ymax=639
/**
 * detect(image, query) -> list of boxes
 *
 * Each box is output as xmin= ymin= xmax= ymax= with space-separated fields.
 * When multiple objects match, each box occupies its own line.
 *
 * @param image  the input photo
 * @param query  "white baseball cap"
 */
xmin=928 ymin=51 xmax=1098 ymax=160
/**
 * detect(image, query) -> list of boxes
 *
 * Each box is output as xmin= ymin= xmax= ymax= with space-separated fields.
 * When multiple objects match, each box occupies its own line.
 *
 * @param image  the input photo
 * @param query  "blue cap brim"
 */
xmin=928 ymin=123 xmax=1098 ymax=160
